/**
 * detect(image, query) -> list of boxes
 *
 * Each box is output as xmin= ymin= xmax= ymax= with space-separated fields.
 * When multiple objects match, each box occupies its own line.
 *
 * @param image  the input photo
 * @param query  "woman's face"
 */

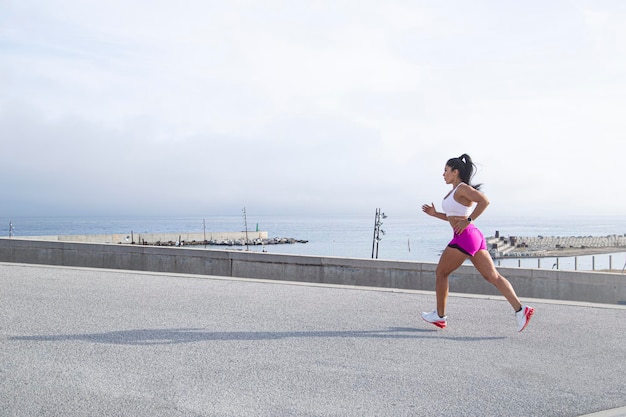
xmin=443 ymin=165 xmax=457 ymax=184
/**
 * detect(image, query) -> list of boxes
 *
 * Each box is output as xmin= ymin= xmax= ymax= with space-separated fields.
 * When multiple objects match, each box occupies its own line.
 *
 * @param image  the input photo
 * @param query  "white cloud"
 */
xmin=1 ymin=0 xmax=626 ymax=217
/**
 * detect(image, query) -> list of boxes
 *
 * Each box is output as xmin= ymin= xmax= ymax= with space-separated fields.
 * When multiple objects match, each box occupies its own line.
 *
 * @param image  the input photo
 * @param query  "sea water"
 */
xmin=2 ymin=214 xmax=626 ymax=272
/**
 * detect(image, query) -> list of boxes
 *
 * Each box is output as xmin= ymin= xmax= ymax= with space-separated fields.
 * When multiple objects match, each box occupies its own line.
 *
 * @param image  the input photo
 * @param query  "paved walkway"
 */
xmin=1 ymin=263 xmax=625 ymax=417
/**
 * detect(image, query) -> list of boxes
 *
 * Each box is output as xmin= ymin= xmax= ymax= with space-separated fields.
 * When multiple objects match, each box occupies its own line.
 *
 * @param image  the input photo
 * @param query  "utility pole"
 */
xmin=242 ymin=207 xmax=250 ymax=250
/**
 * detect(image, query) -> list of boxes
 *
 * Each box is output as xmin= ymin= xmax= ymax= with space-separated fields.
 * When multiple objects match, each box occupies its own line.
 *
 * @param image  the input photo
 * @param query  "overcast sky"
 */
xmin=1 ymin=1 xmax=625 ymax=218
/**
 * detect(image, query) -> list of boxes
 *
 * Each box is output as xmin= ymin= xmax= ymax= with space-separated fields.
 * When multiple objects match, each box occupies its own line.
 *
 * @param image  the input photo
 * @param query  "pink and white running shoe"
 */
xmin=516 ymin=305 xmax=535 ymax=332
xmin=421 ymin=310 xmax=447 ymax=329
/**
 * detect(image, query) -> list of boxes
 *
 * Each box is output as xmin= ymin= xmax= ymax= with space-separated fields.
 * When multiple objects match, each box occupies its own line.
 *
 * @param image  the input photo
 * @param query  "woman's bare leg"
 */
xmin=435 ymin=247 xmax=468 ymax=316
xmin=470 ymin=250 xmax=522 ymax=311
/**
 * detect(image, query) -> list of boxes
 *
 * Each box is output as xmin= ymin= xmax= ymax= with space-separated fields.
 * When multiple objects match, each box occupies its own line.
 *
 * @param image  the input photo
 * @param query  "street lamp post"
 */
xmin=371 ymin=208 xmax=387 ymax=259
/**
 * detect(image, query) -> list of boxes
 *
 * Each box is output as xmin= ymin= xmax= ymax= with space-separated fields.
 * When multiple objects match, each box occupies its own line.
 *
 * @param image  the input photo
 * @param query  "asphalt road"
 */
xmin=2 ymin=263 xmax=625 ymax=417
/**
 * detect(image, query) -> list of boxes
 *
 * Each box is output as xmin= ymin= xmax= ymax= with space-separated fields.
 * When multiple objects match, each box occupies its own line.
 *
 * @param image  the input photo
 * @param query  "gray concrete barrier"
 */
xmin=1 ymin=238 xmax=624 ymax=305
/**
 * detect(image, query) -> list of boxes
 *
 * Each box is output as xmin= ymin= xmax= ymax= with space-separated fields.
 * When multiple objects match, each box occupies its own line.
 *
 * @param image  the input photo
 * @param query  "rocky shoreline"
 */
xmin=150 ymin=237 xmax=309 ymax=247
xmin=18 ymin=231 xmax=308 ymax=247
xmin=488 ymin=233 xmax=626 ymax=259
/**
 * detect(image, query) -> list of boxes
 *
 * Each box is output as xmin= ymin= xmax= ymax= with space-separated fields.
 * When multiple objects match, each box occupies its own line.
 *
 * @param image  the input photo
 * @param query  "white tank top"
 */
xmin=442 ymin=184 xmax=473 ymax=217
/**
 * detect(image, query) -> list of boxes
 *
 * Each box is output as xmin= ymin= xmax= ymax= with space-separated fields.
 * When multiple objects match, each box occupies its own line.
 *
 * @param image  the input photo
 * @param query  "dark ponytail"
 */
xmin=446 ymin=154 xmax=482 ymax=190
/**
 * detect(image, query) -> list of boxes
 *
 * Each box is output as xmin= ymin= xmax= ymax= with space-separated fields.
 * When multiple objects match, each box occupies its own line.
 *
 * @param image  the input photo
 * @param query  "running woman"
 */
xmin=421 ymin=154 xmax=534 ymax=332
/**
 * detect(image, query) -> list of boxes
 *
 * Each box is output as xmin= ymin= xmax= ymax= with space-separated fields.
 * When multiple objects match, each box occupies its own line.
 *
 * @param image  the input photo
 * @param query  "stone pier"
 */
xmin=488 ymin=233 xmax=626 ymax=258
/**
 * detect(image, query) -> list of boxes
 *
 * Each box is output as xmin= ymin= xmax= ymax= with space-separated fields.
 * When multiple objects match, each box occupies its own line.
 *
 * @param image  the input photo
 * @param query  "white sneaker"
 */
xmin=516 ymin=305 xmax=535 ymax=332
xmin=421 ymin=310 xmax=447 ymax=329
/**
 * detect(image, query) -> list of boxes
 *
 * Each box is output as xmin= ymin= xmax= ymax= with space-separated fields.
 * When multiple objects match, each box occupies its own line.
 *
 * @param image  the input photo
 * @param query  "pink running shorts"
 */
xmin=447 ymin=224 xmax=487 ymax=256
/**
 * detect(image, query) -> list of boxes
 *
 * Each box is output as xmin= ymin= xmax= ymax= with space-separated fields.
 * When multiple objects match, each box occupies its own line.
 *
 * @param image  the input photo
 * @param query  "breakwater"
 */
xmin=18 ymin=231 xmax=308 ymax=247
xmin=489 ymin=232 xmax=626 ymax=258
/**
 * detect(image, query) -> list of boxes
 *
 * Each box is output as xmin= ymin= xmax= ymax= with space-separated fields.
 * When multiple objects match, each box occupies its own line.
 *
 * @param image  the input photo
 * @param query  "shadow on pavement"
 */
xmin=10 ymin=327 xmax=506 ymax=345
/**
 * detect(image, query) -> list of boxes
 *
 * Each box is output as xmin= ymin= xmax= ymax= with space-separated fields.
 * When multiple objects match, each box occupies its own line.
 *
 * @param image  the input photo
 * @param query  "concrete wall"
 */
xmin=1 ymin=238 xmax=624 ymax=305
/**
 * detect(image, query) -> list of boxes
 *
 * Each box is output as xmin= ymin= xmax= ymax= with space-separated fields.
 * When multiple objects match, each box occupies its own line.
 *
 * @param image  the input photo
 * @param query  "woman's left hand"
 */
xmin=451 ymin=217 xmax=470 ymax=234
